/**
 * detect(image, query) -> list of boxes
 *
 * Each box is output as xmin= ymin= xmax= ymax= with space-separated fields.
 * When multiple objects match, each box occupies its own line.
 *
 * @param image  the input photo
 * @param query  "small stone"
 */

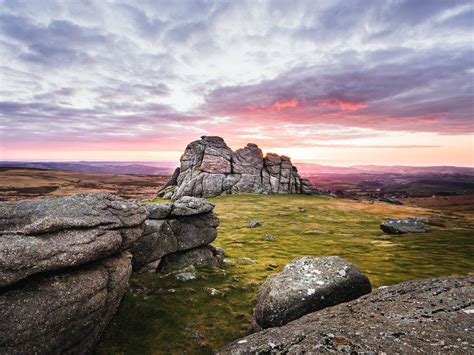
xmin=205 ymin=287 xmax=220 ymax=296
xmin=248 ymin=220 xmax=262 ymax=228
xmin=175 ymin=272 xmax=196 ymax=282
xmin=262 ymin=234 xmax=278 ymax=241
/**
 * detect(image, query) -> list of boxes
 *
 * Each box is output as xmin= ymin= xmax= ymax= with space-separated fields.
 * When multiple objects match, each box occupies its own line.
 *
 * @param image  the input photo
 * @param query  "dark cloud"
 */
xmin=0 ymin=13 xmax=109 ymax=66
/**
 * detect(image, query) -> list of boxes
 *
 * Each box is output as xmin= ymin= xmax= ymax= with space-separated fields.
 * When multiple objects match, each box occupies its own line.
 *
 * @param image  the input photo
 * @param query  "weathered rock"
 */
xmin=145 ymin=202 xmax=173 ymax=219
xmin=252 ymin=256 xmax=371 ymax=329
xmin=0 ymin=193 xmax=147 ymax=287
xmin=0 ymin=252 xmax=132 ymax=354
xmin=163 ymin=136 xmax=313 ymax=198
xmin=221 ymin=276 xmax=474 ymax=354
xmin=159 ymin=244 xmax=224 ymax=272
xmin=129 ymin=209 xmax=219 ymax=272
xmin=169 ymin=212 xmax=219 ymax=251
xmin=171 ymin=196 xmax=215 ymax=216
xmin=380 ymin=217 xmax=427 ymax=234
xmin=128 ymin=219 xmax=177 ymax=271
xmin=233 ymin=144 xmax=264 ymax=175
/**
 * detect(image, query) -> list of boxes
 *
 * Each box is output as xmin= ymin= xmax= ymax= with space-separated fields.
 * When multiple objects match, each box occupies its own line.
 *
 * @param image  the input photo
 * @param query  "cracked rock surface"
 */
xmin=158 ymin=136 xmax=313 ymax=199
xmin=221 ymin=276 xmax=474 ymax=354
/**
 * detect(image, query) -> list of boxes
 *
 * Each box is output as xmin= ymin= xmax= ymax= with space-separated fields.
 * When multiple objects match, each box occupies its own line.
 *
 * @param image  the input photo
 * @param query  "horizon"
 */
xmin=1 ymin=158 xmax=473 ymax=169
xmin=1 ymin=1 xmax=473 ymax=166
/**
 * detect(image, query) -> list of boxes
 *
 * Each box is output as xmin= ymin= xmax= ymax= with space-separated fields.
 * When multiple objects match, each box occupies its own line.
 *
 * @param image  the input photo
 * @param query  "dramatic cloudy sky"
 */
xmin=0 ymin=0 xmax=473 ymax=165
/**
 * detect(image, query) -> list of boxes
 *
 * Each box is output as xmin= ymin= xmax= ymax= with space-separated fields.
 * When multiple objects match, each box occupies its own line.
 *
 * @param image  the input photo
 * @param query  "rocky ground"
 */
xmin=222 ymin=276 xmax=474 ymax=353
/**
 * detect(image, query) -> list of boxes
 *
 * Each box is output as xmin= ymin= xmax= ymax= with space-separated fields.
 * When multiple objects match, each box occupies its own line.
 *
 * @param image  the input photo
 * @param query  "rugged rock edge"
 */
xmin=221 ymin=276 xmax=474 ymax=354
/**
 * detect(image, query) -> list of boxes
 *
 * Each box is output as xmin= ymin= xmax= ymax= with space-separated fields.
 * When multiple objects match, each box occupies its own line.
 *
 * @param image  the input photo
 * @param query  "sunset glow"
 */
xmin=0 ymin=0 xmax=472 ymax=166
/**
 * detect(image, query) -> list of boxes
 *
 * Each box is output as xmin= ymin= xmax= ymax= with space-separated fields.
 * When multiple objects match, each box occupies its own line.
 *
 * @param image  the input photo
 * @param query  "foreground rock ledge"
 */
xmin=253 ymin=256 xmax=371 ymax=329
xmin=0 ymin=193 xmax=147 ymax=287
xmin=221 ymin=276 xmax=474 ymax=354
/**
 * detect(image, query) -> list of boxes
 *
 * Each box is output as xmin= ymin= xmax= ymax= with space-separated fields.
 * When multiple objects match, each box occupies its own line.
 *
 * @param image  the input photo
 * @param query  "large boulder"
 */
xmin=380 ymin=218 xmax=427 ymax=234
xmin=221 ymin=276 xmax=474 ymax=354
xmin=159 ymin=136 xmax=313 ymax=198
xmin=253 ymin=256 xmax=371 ymax=329
xmin=0 ymin=193 xmax=147 ymax=287
xmin=0 ymin=252 xmax=132 ymax=354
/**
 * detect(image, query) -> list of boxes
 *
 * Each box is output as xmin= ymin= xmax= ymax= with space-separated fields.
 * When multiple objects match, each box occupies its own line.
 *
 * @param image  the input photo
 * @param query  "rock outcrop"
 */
xmin=252 ymin=256 xmax=371 ymax=329
xmin=221 ymin=276 xmax=474 ymax=354
xmin=380 ymin=217 xmax=427 ymax=234
xmin=0 ymin=193 xmax=221 ymax=354
xmin=130 ymin=196 xmax=219 ymax=273
xmin=158 ymin=136 xmax=313 ymax=199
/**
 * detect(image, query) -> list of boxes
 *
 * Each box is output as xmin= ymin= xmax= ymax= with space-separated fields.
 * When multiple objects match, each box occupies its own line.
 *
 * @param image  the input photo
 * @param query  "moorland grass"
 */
xmin=97 ymin=194 xmax=474 ymax=354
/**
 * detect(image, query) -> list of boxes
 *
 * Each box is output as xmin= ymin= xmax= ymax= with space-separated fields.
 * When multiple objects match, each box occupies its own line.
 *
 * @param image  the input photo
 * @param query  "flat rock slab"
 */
xmin=380 ymin=217 xmax=427 ymax=234
xmin=222 ymin=276 xmax=474 ymax=354
xmin=170 ymin=196 xmax=215 ymax=216
xmin=253 ymin=256 xmax=371 ymax=329
xmin=0 ymin=193 xmax=147 ymax=287
xmin=0 ymin=192 xmax=147 ymax=235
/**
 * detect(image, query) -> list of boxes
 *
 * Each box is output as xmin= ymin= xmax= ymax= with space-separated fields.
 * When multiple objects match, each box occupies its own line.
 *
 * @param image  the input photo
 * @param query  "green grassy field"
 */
xmin=97 ymin=195 xmax=474 ymax=354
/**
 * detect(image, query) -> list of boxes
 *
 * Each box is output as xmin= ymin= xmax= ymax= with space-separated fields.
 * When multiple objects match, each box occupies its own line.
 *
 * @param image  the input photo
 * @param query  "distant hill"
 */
xmin=296 ymin=163 xmax=474 ymax=175
xmin=0 ymin=161 xmax=178 ymax=175
xmin=2 ymin=161 xmax=472 ymax=176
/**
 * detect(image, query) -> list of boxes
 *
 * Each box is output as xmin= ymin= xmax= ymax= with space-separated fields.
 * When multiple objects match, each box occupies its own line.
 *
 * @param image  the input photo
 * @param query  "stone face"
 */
xmin=0 ymin=193 xmax=147 ymax=287
xmin=380 ymin=217 xmax=427 ymax=234
xmin=159 ymin=136 xmax=313 ymax=198
xmin=169 ymin=212 xmax=219 ymax=251
xmin=128 ymin=219 xmax=177 ymax=270
xmin=221 ymin=276 xmax=474 ymax=354
xmin=0 ymin=252 xmax=132 ymax=355
xmin=252 ymin=256 xmax=372 ymax=329
xmin=129 ymin=198 xmax=219 ymax=272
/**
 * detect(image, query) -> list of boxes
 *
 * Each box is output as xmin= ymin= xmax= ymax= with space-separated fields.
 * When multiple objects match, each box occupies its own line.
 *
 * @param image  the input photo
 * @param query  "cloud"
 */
xmin=0 ymin=0 xmax=472 ymax=162
xmin=203 ymin=47 xmax=473 ymax=134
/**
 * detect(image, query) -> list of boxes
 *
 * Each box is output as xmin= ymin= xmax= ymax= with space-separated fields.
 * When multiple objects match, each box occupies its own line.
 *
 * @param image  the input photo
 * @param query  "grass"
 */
xmin=96 ymin=194 xmax=474 ymax=354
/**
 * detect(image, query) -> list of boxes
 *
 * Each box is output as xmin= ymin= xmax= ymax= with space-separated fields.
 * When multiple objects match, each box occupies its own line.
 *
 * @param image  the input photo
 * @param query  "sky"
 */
xmin=0 ymin=0 xmax=473 ymax=166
